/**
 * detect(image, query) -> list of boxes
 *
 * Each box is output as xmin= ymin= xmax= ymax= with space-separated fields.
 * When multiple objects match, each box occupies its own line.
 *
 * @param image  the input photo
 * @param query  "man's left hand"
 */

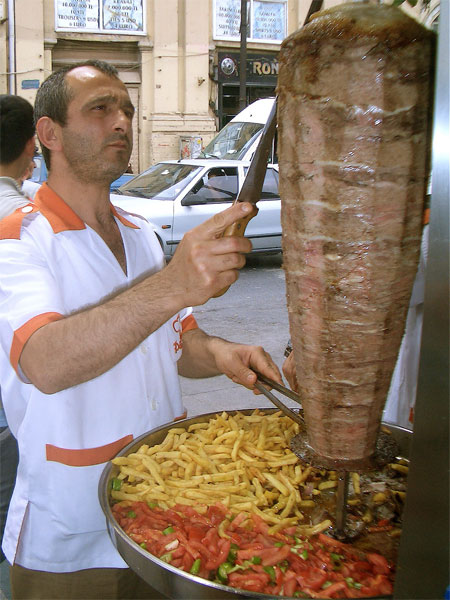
xmin=208 ymin=337 xmax=282 ymax=393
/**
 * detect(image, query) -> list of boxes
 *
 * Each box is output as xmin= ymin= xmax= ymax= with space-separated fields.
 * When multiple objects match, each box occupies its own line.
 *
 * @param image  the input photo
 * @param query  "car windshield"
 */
xmin=200 ymin=122 xmax=264 ymax=160
xmin=118 ymin=163 xmax=202 ymax=200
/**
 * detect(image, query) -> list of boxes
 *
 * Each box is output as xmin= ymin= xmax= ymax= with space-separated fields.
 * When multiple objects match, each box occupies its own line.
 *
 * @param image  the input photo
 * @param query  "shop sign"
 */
xmin=214 ymin=0 xmax=286 ymax=43
xmin=55 ymin=0 xmax=145 ymax=34
xmin=21 ymin=80 xmax=41 ymax=89
xmin=218 ymin=52 xmax=278 ymax=84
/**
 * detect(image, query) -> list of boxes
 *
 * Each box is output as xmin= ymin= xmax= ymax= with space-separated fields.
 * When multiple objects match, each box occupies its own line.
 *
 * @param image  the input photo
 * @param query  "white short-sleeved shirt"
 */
xmin=0 ymin=183 xmax=197 ymax=572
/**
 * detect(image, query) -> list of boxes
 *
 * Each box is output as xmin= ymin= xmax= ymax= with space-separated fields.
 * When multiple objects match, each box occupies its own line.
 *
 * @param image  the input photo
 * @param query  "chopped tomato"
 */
xmin=259 ymin=544 xmax=292 ymax=566
xmin=113 ymin=501 xmax=396 ymax=599
xmin=296 ymin=567 xmax=328 ymax=591
xmin=320 ymin=581 xmax=347 ymax=597
xmin=366 ymin=552 xmax=390 ymax=575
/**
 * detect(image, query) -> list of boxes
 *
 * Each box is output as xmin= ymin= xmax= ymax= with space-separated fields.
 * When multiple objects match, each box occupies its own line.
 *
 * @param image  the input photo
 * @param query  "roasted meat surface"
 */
xmin=277 ymin=3 xmax=434 ymax=463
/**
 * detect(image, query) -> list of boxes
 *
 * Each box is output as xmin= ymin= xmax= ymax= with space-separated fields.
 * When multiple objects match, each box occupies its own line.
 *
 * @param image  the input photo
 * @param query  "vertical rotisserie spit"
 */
xmin=277 ymin=2 xmax=434 ymax=467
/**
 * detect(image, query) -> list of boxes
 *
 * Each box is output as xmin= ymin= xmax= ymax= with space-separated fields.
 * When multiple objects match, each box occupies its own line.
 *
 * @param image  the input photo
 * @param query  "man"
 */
xmin=19 ymin=158 xmax=41 ymax=200
xmin=0 ymin=94 xmax=36 ymax=565
xmin=0 ymin=94 xmax=35 ymax=216
xmin=0 ymin=61 xmax=282 ymax=599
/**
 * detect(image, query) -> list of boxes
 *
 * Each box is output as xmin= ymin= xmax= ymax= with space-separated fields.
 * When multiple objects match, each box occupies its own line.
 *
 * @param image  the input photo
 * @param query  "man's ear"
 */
xmin=36 ymin=117 xmax=62 ymax=153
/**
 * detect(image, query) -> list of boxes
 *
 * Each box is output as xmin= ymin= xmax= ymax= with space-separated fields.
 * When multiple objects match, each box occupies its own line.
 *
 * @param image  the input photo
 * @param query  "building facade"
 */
xmin=0 ymin=0 xmax=440 ymax=172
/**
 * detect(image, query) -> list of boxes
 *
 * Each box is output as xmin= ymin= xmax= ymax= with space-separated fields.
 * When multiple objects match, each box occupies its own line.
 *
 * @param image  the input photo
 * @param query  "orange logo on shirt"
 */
xmin=172 ymin=316 xmax=183 ymax=354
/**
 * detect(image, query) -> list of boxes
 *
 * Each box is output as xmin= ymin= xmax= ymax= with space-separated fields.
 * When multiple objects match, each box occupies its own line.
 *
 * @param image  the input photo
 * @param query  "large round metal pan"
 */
xmin=99 ymin=409 xmax=412 ymax=600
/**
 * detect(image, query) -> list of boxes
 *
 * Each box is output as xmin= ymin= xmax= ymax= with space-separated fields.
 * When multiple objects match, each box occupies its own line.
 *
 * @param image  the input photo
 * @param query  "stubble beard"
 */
xmin=62 ymin=129 xmax=132 ymax=185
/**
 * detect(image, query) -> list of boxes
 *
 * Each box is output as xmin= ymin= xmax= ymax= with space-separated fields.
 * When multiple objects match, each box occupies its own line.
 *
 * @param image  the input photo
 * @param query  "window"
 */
xmin=185 ymin=168 xmax=239 ymax=204
xmin=214 ymin=0 xmax=287 ymax=44
xmin=243 ymin=167 xmax=279 ymax=201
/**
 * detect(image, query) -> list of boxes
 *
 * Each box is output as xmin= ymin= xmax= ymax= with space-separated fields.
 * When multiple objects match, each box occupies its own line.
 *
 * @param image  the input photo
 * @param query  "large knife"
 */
xmin=214 ymin=98 xmax=277 ymax=297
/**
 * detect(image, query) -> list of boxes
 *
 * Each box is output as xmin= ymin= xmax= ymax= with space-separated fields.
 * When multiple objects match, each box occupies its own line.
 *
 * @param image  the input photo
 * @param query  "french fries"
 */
xmin=112 ymin=410 xmax=307 ymax=524
xmin=111 ymin=409 xmax=408 ymax=528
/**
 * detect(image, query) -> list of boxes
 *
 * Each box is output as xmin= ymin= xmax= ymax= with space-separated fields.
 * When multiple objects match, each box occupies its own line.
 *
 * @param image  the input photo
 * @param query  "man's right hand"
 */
xmin=164 ymin=201 xmax=257 ymax=306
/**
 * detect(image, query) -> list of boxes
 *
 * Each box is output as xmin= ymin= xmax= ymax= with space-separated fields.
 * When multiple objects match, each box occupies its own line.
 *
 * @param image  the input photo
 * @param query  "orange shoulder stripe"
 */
xmin=46 ymin=434 xmax=133 ymax=467
xmin=10 ymin=312 xmax=64 ymax=376
xmin=182 ymin=314 xmax=198 ymax=334
xmin=0 ymin=205 xmax=37 ymax=240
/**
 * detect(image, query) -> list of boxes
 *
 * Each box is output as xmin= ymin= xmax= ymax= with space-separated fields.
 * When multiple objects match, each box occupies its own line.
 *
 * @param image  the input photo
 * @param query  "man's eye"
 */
xmin=93 ymin=105 xmax=106 ymax=111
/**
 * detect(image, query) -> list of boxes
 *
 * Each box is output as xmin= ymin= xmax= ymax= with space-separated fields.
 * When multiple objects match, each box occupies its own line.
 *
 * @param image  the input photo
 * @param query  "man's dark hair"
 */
xmin=0 ymin=95 xmax=35 ymax=165
xmin=34 ymin=60 xmax=120 ymax=169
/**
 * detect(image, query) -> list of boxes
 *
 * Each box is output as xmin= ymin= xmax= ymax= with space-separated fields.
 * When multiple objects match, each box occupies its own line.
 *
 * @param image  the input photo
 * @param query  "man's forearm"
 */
xmin=20 ymin=269 xmax=185 ymax=394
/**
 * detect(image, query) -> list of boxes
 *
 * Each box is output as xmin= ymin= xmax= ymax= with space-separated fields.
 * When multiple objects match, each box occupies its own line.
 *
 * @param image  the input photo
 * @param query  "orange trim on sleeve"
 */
xmin=46 ymin=434 xmax=134 ymax=467
xmin=174 ymin=410 xmax=188 ymax=421
xmin=423 ymin=207 xmax=430 ymax=225
xmin=0 ymin=204 xmax=38 ymax=240
xmin=181 ymin=314 xmax=198 ymax=334
xmin=10 ymin=312 xmax=64 ymax=376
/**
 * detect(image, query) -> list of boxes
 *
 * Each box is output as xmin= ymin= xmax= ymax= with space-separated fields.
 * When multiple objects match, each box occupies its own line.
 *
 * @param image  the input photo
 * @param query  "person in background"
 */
xmin=19 ymin=158 xmax=41 ymax=200
xmin=0 ymin=94 xmax=36 ymax=565
xmin=0 ymin=94 xmax=35 ymax=219
xmin=0 ymin=60 xmax=282 ymax=600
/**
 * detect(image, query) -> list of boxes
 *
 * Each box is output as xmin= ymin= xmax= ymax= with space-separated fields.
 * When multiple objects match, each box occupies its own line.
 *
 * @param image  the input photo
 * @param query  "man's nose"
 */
xmin=113 ymin=109 xmax=132 ymax=132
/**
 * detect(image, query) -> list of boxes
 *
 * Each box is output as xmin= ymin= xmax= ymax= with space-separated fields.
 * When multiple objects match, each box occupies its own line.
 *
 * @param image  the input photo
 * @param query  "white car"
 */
xmin=111 ymin=159 xmax=281 ymax=259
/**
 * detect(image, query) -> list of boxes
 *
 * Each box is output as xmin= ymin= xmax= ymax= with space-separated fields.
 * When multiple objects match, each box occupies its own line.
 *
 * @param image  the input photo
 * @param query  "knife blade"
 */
xmin=214 ymin=98 xmax=277 ymax=298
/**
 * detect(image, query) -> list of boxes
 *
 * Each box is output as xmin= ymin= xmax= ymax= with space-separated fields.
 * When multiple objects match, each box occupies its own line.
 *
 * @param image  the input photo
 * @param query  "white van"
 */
xmin=200 ymin=98 xmax=276 ymax=162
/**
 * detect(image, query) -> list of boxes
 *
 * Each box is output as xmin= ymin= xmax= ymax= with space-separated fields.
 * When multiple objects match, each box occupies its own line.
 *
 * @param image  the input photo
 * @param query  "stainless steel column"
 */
xmin=394 ymin=3 xmax=449 ymax=598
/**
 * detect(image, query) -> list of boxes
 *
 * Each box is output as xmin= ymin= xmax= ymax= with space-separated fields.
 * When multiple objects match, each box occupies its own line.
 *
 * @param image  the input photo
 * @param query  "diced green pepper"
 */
xmin=162 ymin=526 xmax=174 ymax=535
xmin=345 ymin=577 xmax=362 ymax=589
xmin=147 ymin=501 xmax=158 ymax=509
xmin=111 ymin=478 xmax=122 ymax=491
xmin=263 ymin=565 xmax=276 ymax=582
xmin=274 ymin=541 xmax=284 ymax=547
xmin=217 ymin=561 xmax=234 ymax=583
xmin=126 ymin=510 xmax=136 ymax=518
xmin=227 ymin=544 xmax=238 ymax=563
xmin=251 ymin=555 xmax=262 ymax=564
xmin=322 ymin=581 xmax=333 ymax=589
xmin=159 ymin=552 xmax=172 ymax=563
xmin=190 ymin=558 xmax=201 ymax=575
xmin=330 ymin=552 xmax=343 ymax=561
xmin=140 ymin=542 xmax=147 ymax=550
xmin=300 ymin=549 xmax=308 ymax=560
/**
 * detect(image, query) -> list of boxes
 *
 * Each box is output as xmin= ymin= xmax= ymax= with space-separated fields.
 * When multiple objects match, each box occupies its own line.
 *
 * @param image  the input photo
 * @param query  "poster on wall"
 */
xmin=213 ymin=0 xmax=286 ymax=43
xmin=55 ymin=0 xmax=145 ymax=33
xmin=214 ymin=0 xmax=241 ymax=40
xmin=252 ymin=1 xmax=285 ymax=41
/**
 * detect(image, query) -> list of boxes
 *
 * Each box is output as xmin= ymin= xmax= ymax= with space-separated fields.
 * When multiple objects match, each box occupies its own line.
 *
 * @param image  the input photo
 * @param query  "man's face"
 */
xmin=60 ymin=66 xmax=134 ymax=184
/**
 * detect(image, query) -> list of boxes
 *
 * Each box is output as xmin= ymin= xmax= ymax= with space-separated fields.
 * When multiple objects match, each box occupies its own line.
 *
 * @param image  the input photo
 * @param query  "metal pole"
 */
xmin=393 ymin=3 xmax=450 ymax=597
xmin=239 ymin=0 xmax=247 ymax=111
xmin=7 ymin=0 xmax=16 ymax=94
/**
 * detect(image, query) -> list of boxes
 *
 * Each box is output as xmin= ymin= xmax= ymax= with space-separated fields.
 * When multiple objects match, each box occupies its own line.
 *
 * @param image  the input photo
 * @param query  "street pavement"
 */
xmin=180 ymin=252 xmax=298 ymax=416
xmin=0 ymin=252 xmax=296 ymax=598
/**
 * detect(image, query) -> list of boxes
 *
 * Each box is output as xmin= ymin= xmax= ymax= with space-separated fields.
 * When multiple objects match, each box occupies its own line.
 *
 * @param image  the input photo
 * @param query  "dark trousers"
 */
xmin=0 ymin=426 xmax=19 ymax=563
xmin=9 ymin=563 xmax=170 ymax=600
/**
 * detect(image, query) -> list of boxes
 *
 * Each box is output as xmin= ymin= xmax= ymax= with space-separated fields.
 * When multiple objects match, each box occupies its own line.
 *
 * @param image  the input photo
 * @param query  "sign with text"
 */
xmin=55 ymin=0 xmax=145 ymax=34
xmin=218 ymin=51 xmax=278 ymax=84
xmin=214 ymin=0 xmax=286 ymax=43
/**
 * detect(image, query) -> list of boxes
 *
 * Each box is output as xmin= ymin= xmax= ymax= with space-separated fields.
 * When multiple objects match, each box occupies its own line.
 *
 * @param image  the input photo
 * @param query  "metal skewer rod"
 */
xmin=334 ymin=471 xmax=350 ymax=539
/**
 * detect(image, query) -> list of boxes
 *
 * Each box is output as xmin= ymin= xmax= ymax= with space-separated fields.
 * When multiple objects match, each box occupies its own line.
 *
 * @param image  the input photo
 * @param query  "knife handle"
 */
xmin=213 ymin=212 xmax=255 ymax=298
